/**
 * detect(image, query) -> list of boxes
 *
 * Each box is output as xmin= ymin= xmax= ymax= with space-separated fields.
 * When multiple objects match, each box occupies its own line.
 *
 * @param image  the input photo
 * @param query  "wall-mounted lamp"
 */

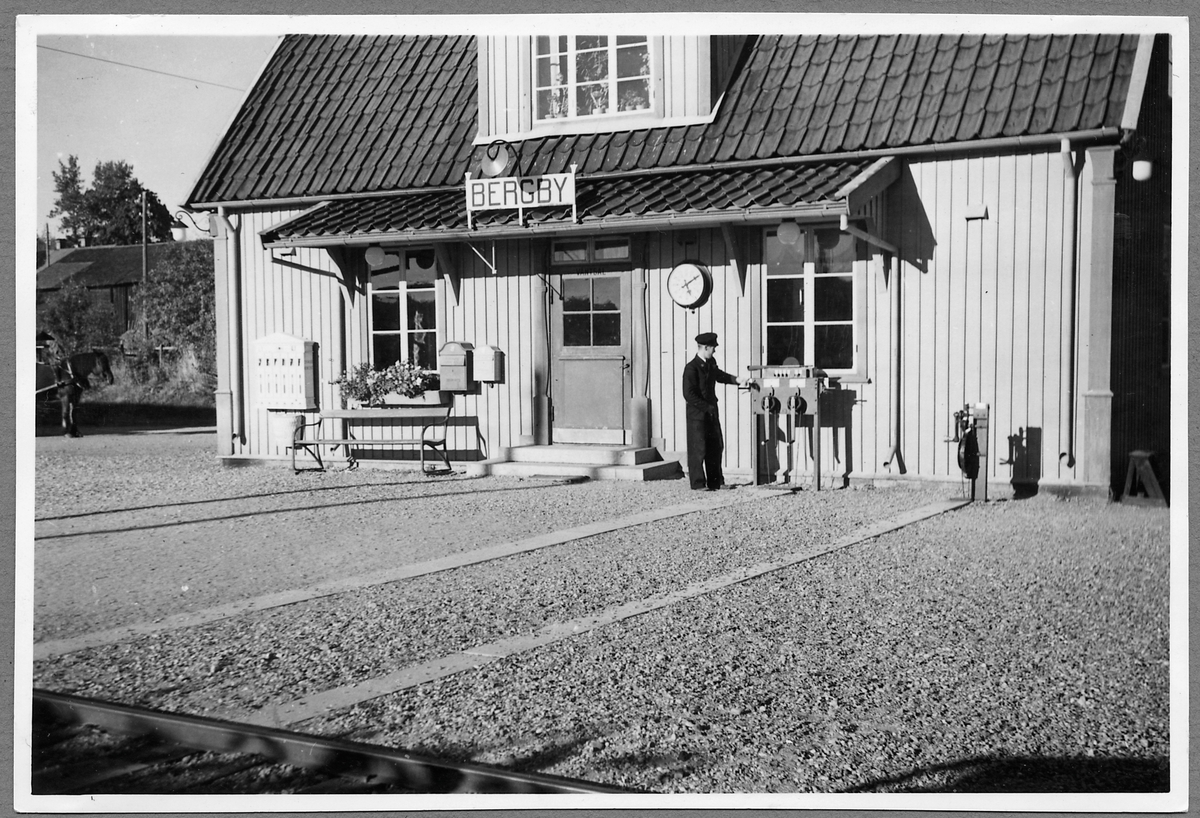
xmin=777 ymin=220 xmax=802 ymax=246
xmin=1122 ymin=133 xmax=1154 ymax=182
xmin=1131 ymin=148 xmax=1154 ymax=182
xmin=172 ymin=210 xmax=213 ymax=242
xmin=364 ymin=245 xmax=399 ymax=268
xmin=481 ymin=139 xmax=522 ymax=178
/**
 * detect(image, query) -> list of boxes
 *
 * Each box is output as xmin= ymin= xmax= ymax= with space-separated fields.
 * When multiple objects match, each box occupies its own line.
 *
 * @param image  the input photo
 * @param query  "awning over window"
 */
xmin=260 ymin=157 xmax=899 ymax=248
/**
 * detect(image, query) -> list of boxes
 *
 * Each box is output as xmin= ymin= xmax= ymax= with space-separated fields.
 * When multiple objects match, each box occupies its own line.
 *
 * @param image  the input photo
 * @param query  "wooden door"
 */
xmin=550 ymin=270 xmax=632 ymax=443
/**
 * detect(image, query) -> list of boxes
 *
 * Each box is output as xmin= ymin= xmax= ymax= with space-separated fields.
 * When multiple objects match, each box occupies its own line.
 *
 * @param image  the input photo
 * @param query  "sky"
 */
xmin=34 ymin=32 xmax=280 ymax=241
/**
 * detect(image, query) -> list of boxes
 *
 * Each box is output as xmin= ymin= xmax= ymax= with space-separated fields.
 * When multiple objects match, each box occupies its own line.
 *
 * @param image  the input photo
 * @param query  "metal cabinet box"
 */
xmin=438 ymin=341 xmax=475 ymax=392
xmin=473 ymin=345 xmax=505 ymax=384
xmin=254 ymin=334 xmax=317 ymax=410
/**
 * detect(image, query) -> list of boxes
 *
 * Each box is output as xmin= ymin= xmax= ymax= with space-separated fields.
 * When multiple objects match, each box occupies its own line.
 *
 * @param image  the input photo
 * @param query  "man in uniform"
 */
xmin=682 ymin=332 xmax=753 ymax=490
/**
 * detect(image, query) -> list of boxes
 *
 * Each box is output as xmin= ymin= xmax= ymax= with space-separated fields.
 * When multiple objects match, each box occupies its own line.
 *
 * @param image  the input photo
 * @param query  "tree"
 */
xmin=36 ymin=282 xmax=122 ymax=356
xmin=49 ymin=155 xmax=174 ymax=246
xmin=50 ymin=155 xmax=88 ymax=245
xmin=134 ymin=240 xmax=216 ymax=373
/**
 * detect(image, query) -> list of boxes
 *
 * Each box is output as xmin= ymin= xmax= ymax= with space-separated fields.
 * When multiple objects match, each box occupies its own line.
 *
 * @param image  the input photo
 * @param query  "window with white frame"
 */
xmin=550 ymin=236 xmax=631 ymax=265
xmin=763 ymin=226 xmax=865 ymax=376
xmin=369 ymin=248 xmax=439 ymax=371
xmin=535 ymin=36 xmax=652 ymax=121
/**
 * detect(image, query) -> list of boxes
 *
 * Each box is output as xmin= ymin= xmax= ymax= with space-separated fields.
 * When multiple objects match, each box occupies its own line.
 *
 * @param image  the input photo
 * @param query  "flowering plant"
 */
xmin=333 ymin=360 xmax=440 ymax=407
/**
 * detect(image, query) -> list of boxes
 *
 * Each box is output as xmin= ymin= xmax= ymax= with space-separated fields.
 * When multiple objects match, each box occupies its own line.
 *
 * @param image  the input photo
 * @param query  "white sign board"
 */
xmin=464 ymin=166 xmax=577 ymax=228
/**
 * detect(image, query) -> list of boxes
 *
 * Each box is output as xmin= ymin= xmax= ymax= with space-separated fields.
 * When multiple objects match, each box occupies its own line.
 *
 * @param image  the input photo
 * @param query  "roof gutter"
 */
xmin=261 ymin=202 xmax=850 ymax=249
xmin=192 ymin=127 xmax=1124 ymax=213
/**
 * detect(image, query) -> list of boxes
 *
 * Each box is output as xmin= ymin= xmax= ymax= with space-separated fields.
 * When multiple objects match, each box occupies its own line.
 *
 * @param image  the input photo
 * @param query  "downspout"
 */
xmin=213 ymin=207 xmax=244 ymax=443
xmin=1059 ymin=139 xmax=1079 ymax=469
xmin=630 ymin=267 xmax=650 ymax=448
xmin=882 ymin=254 xmax=904 ymax=472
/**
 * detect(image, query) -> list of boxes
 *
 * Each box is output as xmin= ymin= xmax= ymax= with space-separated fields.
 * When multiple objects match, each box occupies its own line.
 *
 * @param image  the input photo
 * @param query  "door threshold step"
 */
xmin=501 ymin=444 xmax=663 ymax=466
xmin=466 ymin=458 xmax=683 ymax=482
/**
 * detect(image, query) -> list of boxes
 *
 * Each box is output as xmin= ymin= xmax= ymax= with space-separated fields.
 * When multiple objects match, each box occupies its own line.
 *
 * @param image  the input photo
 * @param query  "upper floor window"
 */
xmin=369 ymin=248 xmax=439 ymax=371
xmin=535 ymin=36 xmax=652 ymax=121
xmin=764 ymin=226 xmax=866 ymax=378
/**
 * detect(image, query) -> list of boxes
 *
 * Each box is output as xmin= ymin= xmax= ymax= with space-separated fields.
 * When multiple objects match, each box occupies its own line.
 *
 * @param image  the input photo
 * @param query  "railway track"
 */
xmin=32 ymin=689 xmax=634 ymax=796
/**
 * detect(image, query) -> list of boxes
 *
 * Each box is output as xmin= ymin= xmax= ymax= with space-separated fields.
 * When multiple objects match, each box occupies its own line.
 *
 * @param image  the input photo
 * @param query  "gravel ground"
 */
xmin=301 ymin=497 xmax=1171 ymax=794
xmin=35 ymin=481 xmax=947 ymax=717
xmin=30 ymin=431 xmax=1173 ymax=795
xmin=35 ymin=431 xmax=719 ymax=641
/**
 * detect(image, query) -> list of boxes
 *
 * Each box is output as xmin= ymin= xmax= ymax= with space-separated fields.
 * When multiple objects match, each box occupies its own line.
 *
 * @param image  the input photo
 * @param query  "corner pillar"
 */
xmin=630 ymin=266 xmax=650 ymax=447
xmin=211 ymin=223 xmax=233 ymax=456
xmin=1078 ymin=145 xmax=1117 ymax=486
xmin=531 ymin=272 xmax=551 ymax=445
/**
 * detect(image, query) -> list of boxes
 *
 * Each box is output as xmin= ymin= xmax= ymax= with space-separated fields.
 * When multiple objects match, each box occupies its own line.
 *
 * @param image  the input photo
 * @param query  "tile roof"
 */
xmin=260 ymin=160 xmax=879 ymax=244
xmin=190 ymin=33 xmax=1141 ymax=206
xmin=35 ymin=243 xmax=182 ymax=290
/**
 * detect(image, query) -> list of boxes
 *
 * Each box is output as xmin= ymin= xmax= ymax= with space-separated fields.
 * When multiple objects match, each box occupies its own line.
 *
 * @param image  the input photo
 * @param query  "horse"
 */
xmin=50 ymin=350 xmax=114 ymax=437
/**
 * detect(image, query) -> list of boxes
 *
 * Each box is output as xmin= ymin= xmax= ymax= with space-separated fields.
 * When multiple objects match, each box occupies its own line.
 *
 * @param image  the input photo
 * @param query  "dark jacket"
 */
xmin=682 ymin=355 xmax=739 ymax=419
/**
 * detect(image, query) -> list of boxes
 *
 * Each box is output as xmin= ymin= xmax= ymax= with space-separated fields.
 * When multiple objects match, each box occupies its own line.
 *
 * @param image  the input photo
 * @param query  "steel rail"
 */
xmin=33 ymin=689 xmax=634 ymax=795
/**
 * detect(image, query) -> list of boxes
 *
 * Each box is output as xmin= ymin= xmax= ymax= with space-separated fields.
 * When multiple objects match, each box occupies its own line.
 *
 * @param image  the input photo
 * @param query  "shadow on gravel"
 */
xmin=844 ymin=755 xmax=1169 ymax=793
xmin=35 ymin=476 xmax=491 ymax=522
xmin=34 ymin=480 xmax=586 ymax=541
xmin=36 ymin=403 xmax=216 ymax=436
xmin=508 ymin=736 xmax=597 ymax=774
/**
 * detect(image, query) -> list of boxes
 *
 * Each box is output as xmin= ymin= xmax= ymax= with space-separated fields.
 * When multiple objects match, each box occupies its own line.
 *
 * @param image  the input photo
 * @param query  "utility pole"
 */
xmin=141 ymin=190 xmax=148 ymax=335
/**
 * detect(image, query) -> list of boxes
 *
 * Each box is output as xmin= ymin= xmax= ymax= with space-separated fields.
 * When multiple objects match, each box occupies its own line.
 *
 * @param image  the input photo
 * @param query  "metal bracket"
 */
xmin=466 ymin=241 xmax=498 ymax=275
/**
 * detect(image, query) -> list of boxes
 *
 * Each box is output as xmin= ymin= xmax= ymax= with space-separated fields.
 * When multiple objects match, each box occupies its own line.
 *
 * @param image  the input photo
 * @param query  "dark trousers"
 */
xmin=686 ymin=410 xmax=725 ymax=489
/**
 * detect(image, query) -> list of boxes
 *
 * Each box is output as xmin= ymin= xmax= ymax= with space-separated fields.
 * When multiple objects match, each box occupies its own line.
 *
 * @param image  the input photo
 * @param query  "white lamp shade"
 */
xmin=1132 ymin=158 xmax=1153 ymax=182
xmin=481 ymin=144 xmax=511 ymax=177
xmin=364 ymin=246 xmax=388 ymax=267
xmin=777 ymin=221 xmax=802 ymax=245
xmin=171 ymin=224 xmax=189 ymax=242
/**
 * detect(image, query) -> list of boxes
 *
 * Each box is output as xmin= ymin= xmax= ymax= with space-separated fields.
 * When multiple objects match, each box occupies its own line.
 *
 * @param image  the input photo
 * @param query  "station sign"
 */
xmin=464 ymin=165 xmax=577 ymax=229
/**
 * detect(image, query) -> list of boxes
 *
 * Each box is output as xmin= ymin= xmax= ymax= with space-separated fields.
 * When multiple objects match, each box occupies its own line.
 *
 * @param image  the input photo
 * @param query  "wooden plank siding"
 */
xmin=438 ymin=239 xmax=541 ymax=461
xmin=479 ymin=35 xmax=718 ymax=139
xmin=849 ymin=149 xmax=1077 ymax=487
xmin=226 ymin=143 xmax=1106 ymax=492
xmin=230 ymin=207 xmax=344 ymax=459
xmin=644 ymin=228 xmax=755 ymax=475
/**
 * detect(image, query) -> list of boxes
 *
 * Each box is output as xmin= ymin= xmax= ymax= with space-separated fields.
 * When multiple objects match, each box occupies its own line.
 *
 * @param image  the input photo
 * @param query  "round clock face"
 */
xmin=666 ymin=262 xmax=712 ymax=309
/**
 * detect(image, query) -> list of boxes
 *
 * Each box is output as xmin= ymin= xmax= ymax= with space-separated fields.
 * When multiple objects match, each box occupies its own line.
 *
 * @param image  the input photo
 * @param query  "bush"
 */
xmin=87 ymin=354 xmax=215 ymax=409
xmin=135 ymin=240 xmax=215 ymax=375
xmin=36 ymin=282 xmax=123 ymax=355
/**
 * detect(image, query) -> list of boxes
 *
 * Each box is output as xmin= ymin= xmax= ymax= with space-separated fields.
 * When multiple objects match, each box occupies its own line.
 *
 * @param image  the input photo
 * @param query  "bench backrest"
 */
xmin=321 ymin=406 xmax=451 ymax=422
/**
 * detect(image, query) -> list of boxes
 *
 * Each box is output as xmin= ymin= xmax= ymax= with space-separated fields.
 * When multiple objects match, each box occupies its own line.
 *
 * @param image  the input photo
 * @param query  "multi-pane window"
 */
xmin=562 ymin=274 xmax=622 ymax=347
xmin=550 ymin=236 xmax=630 ymax=265
xmin=764 ymin=226 xmax=860 ymax=372
xmin=369 ymin=248 xmax=438 ymax=370
xmin=535 ymin=36 xmax=651 ymax=120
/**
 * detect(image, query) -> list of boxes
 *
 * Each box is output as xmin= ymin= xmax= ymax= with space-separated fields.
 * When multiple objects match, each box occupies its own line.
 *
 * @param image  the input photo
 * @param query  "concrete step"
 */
xmin=503 ymin=444 xmax=662 ymax=466
xmin=465 ymin=458 xmax=684 ymax=482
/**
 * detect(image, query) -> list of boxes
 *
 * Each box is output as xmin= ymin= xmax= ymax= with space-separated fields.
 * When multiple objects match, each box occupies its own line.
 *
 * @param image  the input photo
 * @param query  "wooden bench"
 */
xmin=291 ymin=404 xmax=454 ymax=474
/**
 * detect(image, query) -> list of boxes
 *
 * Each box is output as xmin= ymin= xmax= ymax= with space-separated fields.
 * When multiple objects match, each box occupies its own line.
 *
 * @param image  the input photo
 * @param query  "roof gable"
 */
xmin=189 ymin=32 xmax=1141 ymax=206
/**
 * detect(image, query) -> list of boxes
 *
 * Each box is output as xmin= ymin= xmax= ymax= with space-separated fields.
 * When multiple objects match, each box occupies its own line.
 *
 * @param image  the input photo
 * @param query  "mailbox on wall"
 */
xmin=438 ymin=341 xmax=475 ymax=391
xmin=473 ymin=345 xmax=505 ymax=384
xmin=254 ymin=334 xmax=317 ymax=410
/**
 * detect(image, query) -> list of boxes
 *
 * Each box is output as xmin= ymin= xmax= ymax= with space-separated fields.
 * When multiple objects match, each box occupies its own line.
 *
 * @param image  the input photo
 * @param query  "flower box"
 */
xmin=333 ymin=360 xmax=441 ymax=408
xmin=382 ymin=390 xmax=451 ymax=407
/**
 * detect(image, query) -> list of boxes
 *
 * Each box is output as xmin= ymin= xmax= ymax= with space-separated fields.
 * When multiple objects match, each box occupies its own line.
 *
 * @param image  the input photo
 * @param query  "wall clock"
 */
xmin=666 ymin=262 xmax=712 ymax=310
